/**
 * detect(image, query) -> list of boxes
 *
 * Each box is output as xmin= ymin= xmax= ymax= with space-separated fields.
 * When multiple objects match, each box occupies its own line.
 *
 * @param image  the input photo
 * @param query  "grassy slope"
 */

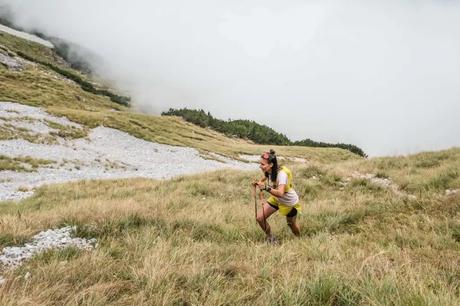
xmin=0 ymin=29 xmax=459 ymax=305
xmin=0 ymin=30 xmax=358 ymax=162
xmin=0 ymin=149 xmax=458 ymax=305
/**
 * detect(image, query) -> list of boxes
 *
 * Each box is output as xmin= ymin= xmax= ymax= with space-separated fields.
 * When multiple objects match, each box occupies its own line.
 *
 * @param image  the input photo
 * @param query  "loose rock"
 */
xmin=0 ymin=102 xmax=257 ymax=201
xmin=0 ymin=226 xmax=96 ymax=269
xmin=0 ymin=52 xmax=23 ymax=70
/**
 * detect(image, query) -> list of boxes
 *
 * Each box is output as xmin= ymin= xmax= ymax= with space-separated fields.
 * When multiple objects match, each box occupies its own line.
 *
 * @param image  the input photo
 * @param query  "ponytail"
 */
xmin=262 ymin=149 xmax=279 ymax=182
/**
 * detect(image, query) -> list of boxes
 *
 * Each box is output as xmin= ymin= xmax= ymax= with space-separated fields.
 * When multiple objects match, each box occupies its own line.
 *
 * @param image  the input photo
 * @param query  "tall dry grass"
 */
xmin=0 ymin=148 xmax=459 ymax=305
xmin=2 ymin=24 xmax=458 ymax=305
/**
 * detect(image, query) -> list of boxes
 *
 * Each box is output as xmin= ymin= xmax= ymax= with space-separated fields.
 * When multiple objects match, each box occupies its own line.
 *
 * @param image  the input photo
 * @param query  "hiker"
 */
xmin=253 ymin=149 xmax=301 ymax=243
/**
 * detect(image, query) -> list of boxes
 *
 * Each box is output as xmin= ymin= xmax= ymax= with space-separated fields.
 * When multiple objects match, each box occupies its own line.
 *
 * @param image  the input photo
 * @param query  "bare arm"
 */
xmin=255 ymin=179 xmax=286 ymax=197
xmin=267 ymin=184 xmax=285 ymax=197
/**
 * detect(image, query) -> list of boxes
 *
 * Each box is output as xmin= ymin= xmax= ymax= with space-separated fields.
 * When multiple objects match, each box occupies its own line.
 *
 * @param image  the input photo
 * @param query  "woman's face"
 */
xmin=259 ymin=158 xmax=272 ymax=173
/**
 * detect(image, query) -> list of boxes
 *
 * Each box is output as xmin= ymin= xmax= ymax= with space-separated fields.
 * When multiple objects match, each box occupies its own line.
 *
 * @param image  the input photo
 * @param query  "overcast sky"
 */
xmin=1 ymin=0 xmax=459 ymax=156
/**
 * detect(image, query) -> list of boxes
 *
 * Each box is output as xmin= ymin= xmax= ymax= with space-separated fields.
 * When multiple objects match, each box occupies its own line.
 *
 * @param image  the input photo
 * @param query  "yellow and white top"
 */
xmin=267 ymin=166 xmax=302 ymax=216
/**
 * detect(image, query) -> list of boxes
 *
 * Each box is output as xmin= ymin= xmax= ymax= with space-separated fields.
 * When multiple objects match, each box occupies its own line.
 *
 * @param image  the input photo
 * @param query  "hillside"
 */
xmin=0 ymin=27 xmax=459 ymax=305
xmin=0 ymin=29 xmax=358 ymax=163
xmin=162 ymin=108 xmax=367 ymax=157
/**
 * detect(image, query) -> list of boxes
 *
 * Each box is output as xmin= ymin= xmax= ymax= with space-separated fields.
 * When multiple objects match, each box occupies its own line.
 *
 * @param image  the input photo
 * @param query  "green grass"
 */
xmin=0 ymin=31 xmax=129 ymax=105
xmin=1 ymin=29 xmax=360 ymax=162
xmin=0 ymin=25 xmax=459 ymax=305
xmin=0 ymin=115 xmax=88 ymax=144
xmin=0 ymin=155 xmax=458 ymax=304
xmin=45 ymin=119 xmax=88 ymax=139
xmin=45 ymin=106 xmax=359 ymax=162
xmin=337 ymin=148 xmax=460 ymax=194
xmin=0 ymin=154 xmax=54 ymax=172
xmin=0 ymin=63 xmax=123 ymax=111
xmin=0 ymin=31 xmax=63 ymax=69
xmin=0 ymin=122 xmax=50 ymax=143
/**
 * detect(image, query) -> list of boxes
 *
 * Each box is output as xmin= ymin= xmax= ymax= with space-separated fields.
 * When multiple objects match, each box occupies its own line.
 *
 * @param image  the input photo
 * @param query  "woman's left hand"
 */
xmin=256 ymin=182 xmax=265 ymax=189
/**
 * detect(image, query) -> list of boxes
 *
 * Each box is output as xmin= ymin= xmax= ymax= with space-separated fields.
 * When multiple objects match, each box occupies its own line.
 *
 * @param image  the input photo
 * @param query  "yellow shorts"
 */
xmin=267 ymin=196 xmax=302 ymax=217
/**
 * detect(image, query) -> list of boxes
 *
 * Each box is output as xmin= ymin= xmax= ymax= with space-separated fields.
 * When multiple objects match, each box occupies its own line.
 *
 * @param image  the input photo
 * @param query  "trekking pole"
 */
xmin=253 ymin=185 xmax=258 ymax=221
xmin=253 ymin=183 xmax=268 ymax=236
xmin=259 ymin=187 xmax=267 ymax=233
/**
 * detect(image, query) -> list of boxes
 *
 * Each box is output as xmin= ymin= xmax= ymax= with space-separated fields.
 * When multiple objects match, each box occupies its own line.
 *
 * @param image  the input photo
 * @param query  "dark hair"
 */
xmin=262 ymin=149 xmax=278 ymax=182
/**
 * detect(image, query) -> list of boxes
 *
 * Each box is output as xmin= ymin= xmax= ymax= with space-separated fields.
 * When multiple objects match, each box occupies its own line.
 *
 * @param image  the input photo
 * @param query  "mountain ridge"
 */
xmin=0 ymin=24 xmax=459 ymax=305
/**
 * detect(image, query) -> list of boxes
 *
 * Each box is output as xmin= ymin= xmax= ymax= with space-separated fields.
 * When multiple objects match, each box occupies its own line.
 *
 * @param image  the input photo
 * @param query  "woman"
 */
xmin=254 ymin=150 xmax=301 ymax=243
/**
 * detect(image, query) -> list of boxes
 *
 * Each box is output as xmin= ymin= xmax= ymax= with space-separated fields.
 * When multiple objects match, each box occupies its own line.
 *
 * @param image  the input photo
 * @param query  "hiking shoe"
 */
xmin=266 ymin=236 xmax=279 ymax=245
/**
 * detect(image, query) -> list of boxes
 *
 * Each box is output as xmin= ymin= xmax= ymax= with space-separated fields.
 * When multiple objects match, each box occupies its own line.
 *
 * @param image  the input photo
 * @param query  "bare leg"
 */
xmin=286 ymin=216 xmax=300 ymax=237
xmin=256 ymin=202 xmax=278 ymax=238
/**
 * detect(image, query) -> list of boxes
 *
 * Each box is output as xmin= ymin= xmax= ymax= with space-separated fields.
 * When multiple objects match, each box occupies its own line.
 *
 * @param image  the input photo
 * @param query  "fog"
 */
xmin=1 ymin=0 xmax=459 ymax=156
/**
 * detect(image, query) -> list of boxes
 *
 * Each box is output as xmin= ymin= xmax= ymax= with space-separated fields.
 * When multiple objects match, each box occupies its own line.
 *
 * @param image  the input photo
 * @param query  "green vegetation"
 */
xmin=340 ymin=148 xmax=460 ymax=194
xmin=0 ymin=149 xmax=458 ymax=304
xmin=0 ymin=61 xmax=123 ymax=111
xmin=0 ymin=26 xmax=459 ymax=305
xmin=293 ymin=138 xmax=367 ymax=158
xmin=45 ymin=120 xmax=88 ymax=140
xmin=162 ymin=108 xmax=367 ymax=157
xmin=16 ymin=51 xmax=130 ymax=106
xmin=44 ymin=37 xmax=95 ymax=74
xmin=0 ymin=31 xmax=130 ymax=105
xmin=0 ymin=154 xmax=54 ymax=172
xmin=48 ymin=107 xmax=358 ymax=162
xmin=1 ymin=30 xmax=359 ymax=162
xmin=0 ymin=120 xmax=54 ymax=144
xmin=0 ymin=15 xmax=94 ymax=73
xmin=0 ymin=116 xmax=87 ymax=143
xmin=0 ymin=30 xmax=60 ymax=67
xmin=162 ymin=108 xmax=291 ymax=145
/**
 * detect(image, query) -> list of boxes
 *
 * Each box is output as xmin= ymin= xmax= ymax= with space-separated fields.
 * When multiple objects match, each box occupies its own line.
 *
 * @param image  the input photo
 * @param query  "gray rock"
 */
xmin=0 ymin=226 xmax=96 ymax=269
xmin=0 ymin=101 xmax=257 ymax=202
xmin=0 ymin=53 xmax=23 ymax=70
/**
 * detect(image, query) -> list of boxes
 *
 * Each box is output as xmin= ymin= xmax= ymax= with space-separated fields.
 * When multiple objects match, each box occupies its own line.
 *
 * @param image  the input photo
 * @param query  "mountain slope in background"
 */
xmin=162 ymin=108 xmax=367 ymax=157
xmin=0 ymin=24 xmax=459 ymax=305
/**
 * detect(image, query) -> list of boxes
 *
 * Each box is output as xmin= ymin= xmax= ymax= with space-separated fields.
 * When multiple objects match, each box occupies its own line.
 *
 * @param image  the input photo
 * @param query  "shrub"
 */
xmin=162 ymin=108 xmax=367 ymax=157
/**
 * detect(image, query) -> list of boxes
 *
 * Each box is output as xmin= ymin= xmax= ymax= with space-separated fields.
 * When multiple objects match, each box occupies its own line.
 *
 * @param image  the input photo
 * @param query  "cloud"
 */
xmin=1 ymin=0 xmax=459 ymax=156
